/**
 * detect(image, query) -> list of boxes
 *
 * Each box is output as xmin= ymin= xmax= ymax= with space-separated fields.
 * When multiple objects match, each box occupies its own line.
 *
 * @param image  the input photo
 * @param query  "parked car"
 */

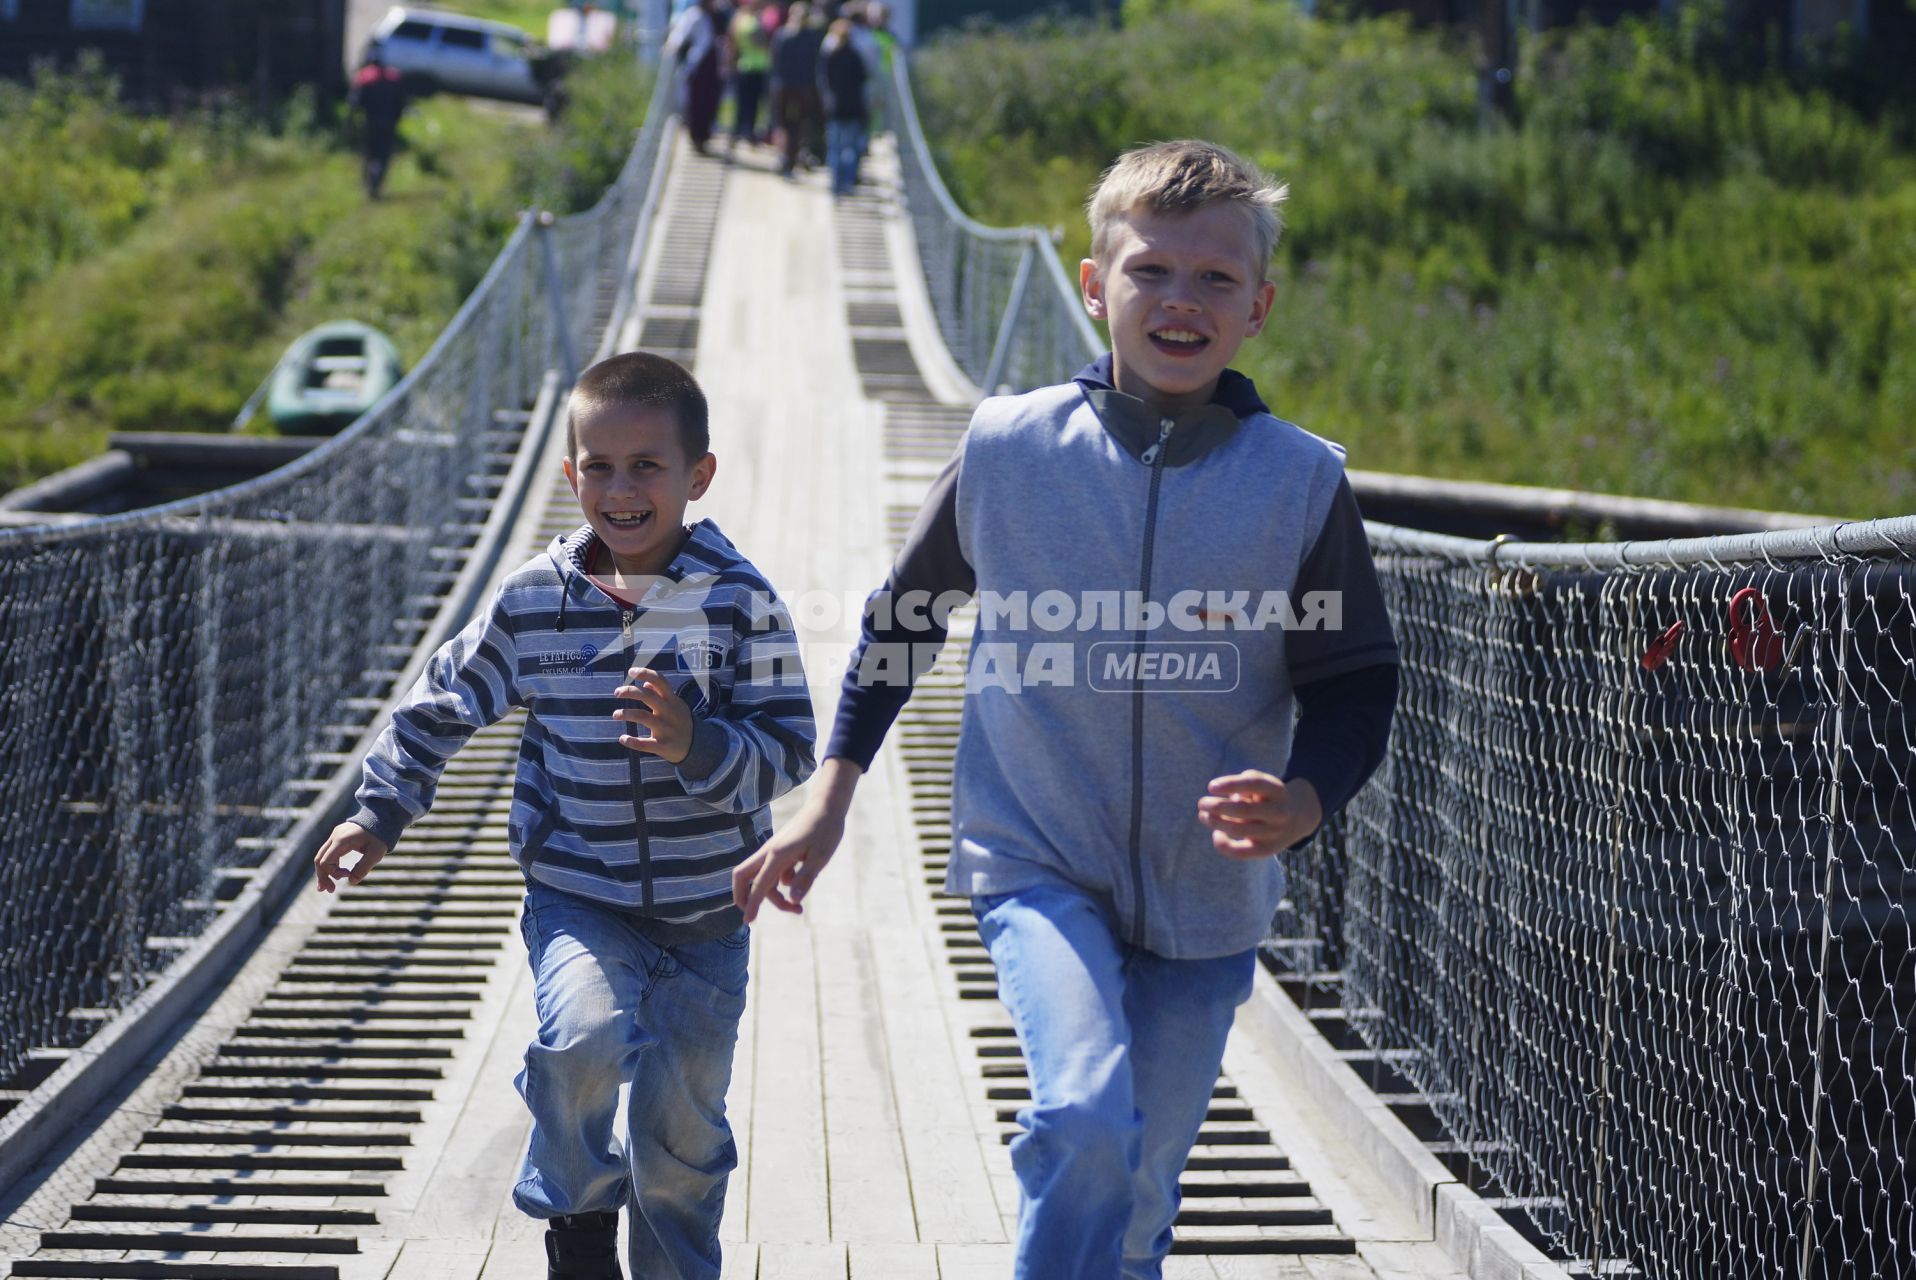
xmin=362 ymin=7 xmax=563 ymax=107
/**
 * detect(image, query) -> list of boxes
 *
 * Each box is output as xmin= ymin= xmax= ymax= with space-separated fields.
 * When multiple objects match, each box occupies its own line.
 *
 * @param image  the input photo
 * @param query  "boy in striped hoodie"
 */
xmin=314 ymin=352 xmax=815 ymax=1280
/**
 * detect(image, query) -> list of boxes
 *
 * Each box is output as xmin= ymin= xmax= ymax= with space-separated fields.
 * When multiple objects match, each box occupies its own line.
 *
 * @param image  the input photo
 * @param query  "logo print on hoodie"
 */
xmin=538 ymin=643 xmax=599 ymax=674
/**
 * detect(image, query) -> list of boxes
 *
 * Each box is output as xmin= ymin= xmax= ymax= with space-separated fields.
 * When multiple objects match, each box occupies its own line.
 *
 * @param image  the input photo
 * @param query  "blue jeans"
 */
xmin=826 ymin=118 xmax=865 ymax=194
xmin=975 ymin=884 xmax=1257 ymax=1280
xmin=513 ymin=882 xmax=750 ymax=1280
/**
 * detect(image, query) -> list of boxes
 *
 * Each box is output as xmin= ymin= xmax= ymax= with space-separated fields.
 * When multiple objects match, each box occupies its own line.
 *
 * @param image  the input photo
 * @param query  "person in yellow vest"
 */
xmin=727 ymin=0 xmax=774 ymax=147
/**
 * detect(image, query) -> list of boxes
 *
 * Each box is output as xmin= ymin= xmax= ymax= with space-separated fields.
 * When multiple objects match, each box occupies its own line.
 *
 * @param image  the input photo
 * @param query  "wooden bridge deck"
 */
xmin=1 ymin=139 xmax=1478 ymax=1280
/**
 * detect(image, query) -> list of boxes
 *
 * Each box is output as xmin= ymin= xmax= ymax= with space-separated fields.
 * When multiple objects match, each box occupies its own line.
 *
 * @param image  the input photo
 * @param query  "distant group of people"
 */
xmin=665 ymin=0 xmax=891 ymax=194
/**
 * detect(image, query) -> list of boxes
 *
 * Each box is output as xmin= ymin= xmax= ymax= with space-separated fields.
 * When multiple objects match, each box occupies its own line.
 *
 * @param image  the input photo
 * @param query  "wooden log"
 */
xmin=107 ymin=431 xmax=326 ymax=471
xmin=0 ymin=451 xmax=138 ymax=513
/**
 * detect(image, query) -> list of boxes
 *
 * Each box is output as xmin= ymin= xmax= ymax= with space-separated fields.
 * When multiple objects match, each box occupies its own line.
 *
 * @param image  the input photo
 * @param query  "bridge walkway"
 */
xmin=2 ymin=138 xmax=1476 ymax=1280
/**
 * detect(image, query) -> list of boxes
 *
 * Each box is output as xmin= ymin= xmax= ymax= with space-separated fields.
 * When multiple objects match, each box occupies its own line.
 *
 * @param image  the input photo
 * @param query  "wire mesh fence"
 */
xmin=0 ymin=70 xmax=671 ymax=1090
xmin=1281 ymin=521 xmax=1916 ymax=1279
xmin=880 ymin=55 xmax=1101 ymax=394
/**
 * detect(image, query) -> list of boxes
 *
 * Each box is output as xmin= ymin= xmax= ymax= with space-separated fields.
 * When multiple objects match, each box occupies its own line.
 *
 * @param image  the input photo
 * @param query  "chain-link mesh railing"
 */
xmin=0 ymin=67 xmax=672 ymax=1090
xmin=880 ymin=55 xmax=1101 ymax=395
xmin=885 ymin=55 xmax=1915 ymax=1277
xmin=1283 ymin=521 xmax=1916 ymax=1279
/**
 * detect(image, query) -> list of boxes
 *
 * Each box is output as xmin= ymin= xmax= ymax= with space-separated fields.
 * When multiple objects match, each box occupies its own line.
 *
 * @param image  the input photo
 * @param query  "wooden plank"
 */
xmin=701 ymin=160 xmax=851 ymax=1250
xmin=473 ymin=1154 xmax=546 ymax=1280
xmin=1353 ymin=1241 xmax=1469 ymax=1278
xmin=743 ymin=911 xmax=829 ymax=1241
xmin=339 ymin=1240 xmax=400 ymax=1280
xmin=935 ymin=1241 xmax=1016 ymax=1280
xmin=720 ymin=1242 xmax=761 ymax=1280
xmin=381 ymin=1238 xmax=489 ymax=1280
xmin=759 ymin=1241 xmax=849 ymax=1280
xmin=1219 ymin=1020 xmax=1425 ymax=1245
xmin=395 ymin=959 xmax=536 ymax=1242
xmin=814 ymin=928 xmax=919 ymax=1243
xmin=867 ymin=914 xmax=1007 ymax=1244
xmin=1210 ymin=1258 xmax=1324 ymax=1280
xmin=848 ymin=1242 xmax=939 ymax=1279
xmin=721 ymin=915 xmax=760 ymax=1246
xmin=803 ymin=703 xmax=923 ymax=1245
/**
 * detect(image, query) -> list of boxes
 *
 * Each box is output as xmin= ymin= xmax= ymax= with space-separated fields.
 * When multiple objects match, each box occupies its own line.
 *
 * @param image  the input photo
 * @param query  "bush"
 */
xmin=0 ymin=51 xmax=654 ymax=495
xmin=913 ymin=0 xmax=1916 ymax=516
xmin=0 ymin=56 xmax=336 ymax=317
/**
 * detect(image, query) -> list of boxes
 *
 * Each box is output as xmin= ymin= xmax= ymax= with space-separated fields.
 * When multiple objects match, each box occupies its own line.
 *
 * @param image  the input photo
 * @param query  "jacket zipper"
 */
xmin=1127 ymin=417 xmax=1175 ymax=949
xmin=621 ymin=606 xmax=656 ymax=908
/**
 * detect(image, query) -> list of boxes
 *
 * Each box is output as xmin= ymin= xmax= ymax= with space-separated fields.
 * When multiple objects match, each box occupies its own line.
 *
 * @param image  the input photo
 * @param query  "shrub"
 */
xmin=913 ymin=0 xmax=1916 ymax=516
xmin=0 ymin=51 xmax=654 ymax=495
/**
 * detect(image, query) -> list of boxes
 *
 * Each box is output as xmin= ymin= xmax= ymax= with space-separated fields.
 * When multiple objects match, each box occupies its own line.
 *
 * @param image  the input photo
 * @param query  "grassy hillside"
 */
xmin=460 ymin=0 xmax=571 ymax=36
xmin=913 ymin=0 xmax=1916 ymax=517
xmin=0 ymin=49 xmax=651 ymax=494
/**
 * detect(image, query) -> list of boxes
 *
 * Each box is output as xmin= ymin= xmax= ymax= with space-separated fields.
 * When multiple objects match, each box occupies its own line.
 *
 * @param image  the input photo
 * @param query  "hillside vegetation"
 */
xmin=913 ymin=0 xmax=1916 ymax=517
xmin=0 ymin=50 xmax=651 ymax=494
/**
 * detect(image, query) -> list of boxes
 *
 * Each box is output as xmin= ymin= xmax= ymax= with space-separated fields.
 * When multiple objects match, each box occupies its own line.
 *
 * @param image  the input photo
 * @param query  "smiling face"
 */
xmin=1081 ymin=201 xmax=1276 ymax=417
xmin=564 ymin=405 xmax=716 ymax=579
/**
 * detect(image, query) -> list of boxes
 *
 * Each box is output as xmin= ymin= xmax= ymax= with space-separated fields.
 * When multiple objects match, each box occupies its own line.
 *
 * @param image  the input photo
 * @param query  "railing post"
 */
xmin=535 ymin=211 xmax=580 ymax=382
xmin=982 ymin=239 xmax=1037 ymax=396
xmin=106 ymin=568 xmax=144 ymax=1006
xmin=1586 ymin=578 xmax=1631 ymax=1273
xmin=1800 ymin=570 xmax=1850 ymax=1277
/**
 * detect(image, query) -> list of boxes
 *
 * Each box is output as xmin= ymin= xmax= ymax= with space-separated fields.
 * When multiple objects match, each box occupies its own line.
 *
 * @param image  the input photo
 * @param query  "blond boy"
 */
xmin=736 ymin=142 xmax=1398 ymax=1277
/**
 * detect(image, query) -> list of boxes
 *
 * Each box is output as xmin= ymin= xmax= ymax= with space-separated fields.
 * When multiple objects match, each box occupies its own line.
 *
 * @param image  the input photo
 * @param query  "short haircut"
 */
xmin=1086 ymin=140 xmax=1289 ymax=274
xmin=567 ymin=352 xmax=709 ymax=461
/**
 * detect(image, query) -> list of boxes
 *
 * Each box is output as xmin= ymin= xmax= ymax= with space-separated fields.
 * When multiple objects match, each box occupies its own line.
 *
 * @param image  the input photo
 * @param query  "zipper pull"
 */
xmin=621 ymin=607 xmax=637 ymax=641
xmin=1140 ymin=417 xmax=1175 ymax=466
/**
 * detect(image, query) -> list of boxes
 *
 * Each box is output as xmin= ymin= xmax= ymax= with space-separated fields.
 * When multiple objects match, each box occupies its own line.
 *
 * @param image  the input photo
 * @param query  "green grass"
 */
xmin=913 ymin=0 xmax=1916 ymax=518
xmin=0 ymin=53 xmax=651 ymax=494
xmin=455 ymin=0 xmax=566 ymax=37
xmin=454 ymin=0 xmax=636 ymax=41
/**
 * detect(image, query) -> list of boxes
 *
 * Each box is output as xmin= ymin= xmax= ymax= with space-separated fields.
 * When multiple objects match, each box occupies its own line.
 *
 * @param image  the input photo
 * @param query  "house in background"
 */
xmin=0 ymin=0 xmax=348 ymax=106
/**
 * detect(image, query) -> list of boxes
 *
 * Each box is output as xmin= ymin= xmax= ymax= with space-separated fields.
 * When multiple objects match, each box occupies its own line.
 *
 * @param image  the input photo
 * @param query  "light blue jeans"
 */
xmin=975 ymin=884 xmax=1257 ymax=1280
xmin=826 ymin=118 xmax=865 ymax=194
xmin=512 ymin=882 xmax=749 ymax=1280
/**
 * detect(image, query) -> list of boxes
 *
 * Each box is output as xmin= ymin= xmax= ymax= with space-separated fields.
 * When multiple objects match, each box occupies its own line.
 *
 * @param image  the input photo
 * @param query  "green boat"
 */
xmin=266 ymin=321 xmax=404 ymax=435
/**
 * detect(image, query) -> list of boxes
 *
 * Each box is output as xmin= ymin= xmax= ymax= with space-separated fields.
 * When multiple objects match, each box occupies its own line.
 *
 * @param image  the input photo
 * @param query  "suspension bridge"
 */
xmin=0 ymin=59 xmax=1910 ymax=1280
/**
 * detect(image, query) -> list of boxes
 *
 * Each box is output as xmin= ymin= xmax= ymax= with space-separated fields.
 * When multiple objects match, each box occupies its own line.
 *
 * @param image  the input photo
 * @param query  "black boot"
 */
xmin=545 ymin=1210 xmax=622 ymax=1280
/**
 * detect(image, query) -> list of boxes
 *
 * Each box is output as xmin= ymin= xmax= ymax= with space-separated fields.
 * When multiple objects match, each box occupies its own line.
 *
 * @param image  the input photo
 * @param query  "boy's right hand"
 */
xmin=733 ymin=801 xmax=844 ymax=923
xmin=732 ymin=759 xmax=862 ymax=922
xmin=313 ymin=822 xmax=390 ymax=893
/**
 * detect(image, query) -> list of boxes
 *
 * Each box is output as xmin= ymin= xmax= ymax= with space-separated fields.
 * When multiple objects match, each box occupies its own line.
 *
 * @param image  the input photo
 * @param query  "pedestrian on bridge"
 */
xmin=665 ymin=0 xmax=726 ymax=153
xmin=769 ymin=2 xmax=824 ymax=176
xmin=725 ymin=0 xmax=774 ymax=146
xmin=818 ymin=16 xmax=867 ymax=195
xmin=315 ymin=352 xmax=816 ymax=1280
xmin=736 ymin=141 xmax=1401 ymax=1279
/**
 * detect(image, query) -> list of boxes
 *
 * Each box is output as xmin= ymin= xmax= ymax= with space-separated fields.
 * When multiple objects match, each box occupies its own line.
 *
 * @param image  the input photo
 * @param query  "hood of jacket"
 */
xmin=545 ymin=519 xmax=749 ymax=633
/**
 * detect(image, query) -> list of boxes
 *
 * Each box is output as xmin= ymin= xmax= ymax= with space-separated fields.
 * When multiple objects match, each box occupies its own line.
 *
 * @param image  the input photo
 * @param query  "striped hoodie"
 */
xmin=351 ymin=520 xmax=816 ymax=939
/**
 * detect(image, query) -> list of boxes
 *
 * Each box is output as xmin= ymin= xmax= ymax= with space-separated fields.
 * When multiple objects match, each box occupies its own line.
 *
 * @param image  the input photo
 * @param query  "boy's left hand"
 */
xmin=1198 ymin=771 xmax=1323 ymax=859
xmin=614 ymin=667 xmax=693 ymax=765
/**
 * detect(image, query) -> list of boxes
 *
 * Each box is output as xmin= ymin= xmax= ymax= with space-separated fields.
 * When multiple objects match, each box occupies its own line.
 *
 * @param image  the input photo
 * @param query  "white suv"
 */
xmin=363 ymin=7 xmax=553 ymax=106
